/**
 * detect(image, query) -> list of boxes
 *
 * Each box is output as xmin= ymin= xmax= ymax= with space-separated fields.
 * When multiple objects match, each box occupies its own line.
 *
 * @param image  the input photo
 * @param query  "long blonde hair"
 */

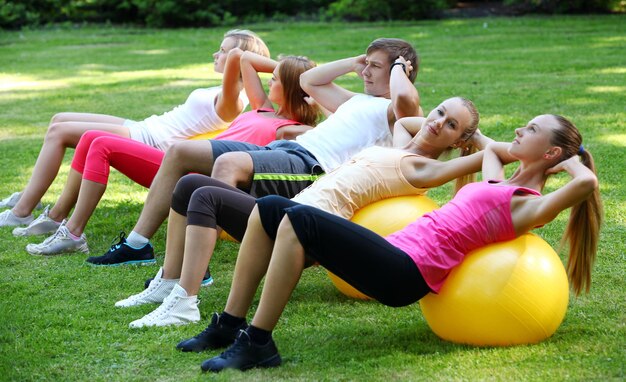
xmin=550 ymin=115 xmax=603 ymax=295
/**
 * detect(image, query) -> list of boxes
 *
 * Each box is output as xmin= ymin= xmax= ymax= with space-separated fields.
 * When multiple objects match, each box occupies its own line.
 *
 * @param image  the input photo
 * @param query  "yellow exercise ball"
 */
xmin=419 ymin=233 xmax=569 ymax=346
xmin=190 ymin=129 xmax=227 ymax=141
xmin=219 ymin=230 xmax=237 ymax=242
xmin=328 ymin=195 xmax=439 ymax=300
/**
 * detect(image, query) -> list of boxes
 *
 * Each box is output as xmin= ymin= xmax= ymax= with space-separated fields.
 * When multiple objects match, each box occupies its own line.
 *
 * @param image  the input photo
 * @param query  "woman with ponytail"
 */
xmin=196 ymin=113 xmax=601 ymax=372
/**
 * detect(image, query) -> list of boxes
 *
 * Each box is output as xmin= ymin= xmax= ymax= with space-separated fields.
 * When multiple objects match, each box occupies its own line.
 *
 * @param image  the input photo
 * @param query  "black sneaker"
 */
xmin=177 ymin=312 xmax=247 ymax=353
xmin=144 ymin=270 xmax=213 ymax=289
xmin=200 ymin=329 xmax=282 ymax=372
xmin=85 ymin=232 xmax=156 ymax=266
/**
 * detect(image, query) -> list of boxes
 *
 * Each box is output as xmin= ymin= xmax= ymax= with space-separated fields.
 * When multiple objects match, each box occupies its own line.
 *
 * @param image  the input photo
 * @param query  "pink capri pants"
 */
xmin=70 ymin=130 xmax=164 ymax=187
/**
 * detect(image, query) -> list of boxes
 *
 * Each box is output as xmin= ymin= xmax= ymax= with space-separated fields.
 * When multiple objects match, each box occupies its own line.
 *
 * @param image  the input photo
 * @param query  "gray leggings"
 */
xmin=171 ymin=174 xmax=256 ymax=241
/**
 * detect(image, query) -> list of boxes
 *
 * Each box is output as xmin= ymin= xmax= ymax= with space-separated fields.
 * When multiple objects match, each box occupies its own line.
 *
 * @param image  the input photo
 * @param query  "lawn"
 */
xmin=0 ymin=16 xmax=625 ymax=381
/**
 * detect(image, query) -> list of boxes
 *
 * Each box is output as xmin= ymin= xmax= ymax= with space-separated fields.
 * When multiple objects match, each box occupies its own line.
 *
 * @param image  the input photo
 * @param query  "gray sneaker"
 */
xmin=0 ymin=209 xmax=34 ymax=227
xmin=13 ymin=206 xmax=61 ymax=237
xmin=0 ymin=191 xmax=43 ymax=210
xmin=26 ymin=222 xmax=89 ymax=256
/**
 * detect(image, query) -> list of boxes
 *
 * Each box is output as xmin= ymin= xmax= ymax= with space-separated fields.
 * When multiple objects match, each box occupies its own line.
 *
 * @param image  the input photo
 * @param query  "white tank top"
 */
xmin=295 ymin=94 xmax=392 ymax=172
xmin=128 ymin=86 xmax=248 ymax=151
xmin=292 ymin=146 xmax=427 ymax=219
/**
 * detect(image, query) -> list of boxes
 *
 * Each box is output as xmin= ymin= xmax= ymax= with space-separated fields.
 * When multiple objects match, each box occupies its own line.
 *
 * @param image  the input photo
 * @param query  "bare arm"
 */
xmin=512 ymin=157 xmax=598 ymax=232
xmin=388 ymin=56 xmax=421 ymax=123
xmin=275 ymin=124 xmax=314 ymax=140
xmin=392 ymin=117 xmax=424 ymax=147
xmin=240 ymin=51 xmax=278 ymax=110
xmin=304 ymin=96 xmax=332 ymax=118
xmin=215 ymin=48 xmax=246 ymax=123
xmin=482 ymin=142 xmax=517 ymax=181
xmin=300 ymin=55 xmax=363 ymax=113
xmin=404 ymin=150 xmax=486 ymax=189
xmin=467 ymin=129 xmax=494 ymax=151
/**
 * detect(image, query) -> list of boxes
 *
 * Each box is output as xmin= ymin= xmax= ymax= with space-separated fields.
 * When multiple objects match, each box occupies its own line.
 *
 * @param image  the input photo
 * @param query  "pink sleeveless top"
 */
xmin=214 ymin=108 xmax=301 ymax=146
xmin=385 ymin=181 xmax=541 ymax=292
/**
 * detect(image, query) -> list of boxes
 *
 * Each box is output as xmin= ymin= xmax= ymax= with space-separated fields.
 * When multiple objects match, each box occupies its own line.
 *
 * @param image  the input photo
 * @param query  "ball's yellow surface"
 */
xmin=419 ymin=233 xmax=569 ymax=346
xmin=190 ymin=129 xmax=226 ymax=141
xmin=328 ymin=195 xmax=439 ymax=300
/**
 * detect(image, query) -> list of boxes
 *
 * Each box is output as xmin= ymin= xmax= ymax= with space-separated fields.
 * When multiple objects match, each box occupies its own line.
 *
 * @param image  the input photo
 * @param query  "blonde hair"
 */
xmin=276 ymin=55 xmax=321 ymax=127
xmin=224 ymin=29 xmax=270 ymax=58
xmin=549 ymin=115 xmax=603 ymax=295
xmin=450 ymin=97 xmax=480 ymax=194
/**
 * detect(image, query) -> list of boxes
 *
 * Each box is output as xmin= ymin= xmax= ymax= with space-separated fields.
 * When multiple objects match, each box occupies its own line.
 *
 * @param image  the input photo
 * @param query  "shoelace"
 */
xmin=0 ymin=192 xmax=19 ymax=205
xmin=0 ymin=210 xmax=13 ymax=223
xmin=141 ymin=294 xmax=179 ymax=323
xmin=219 ymin=330 xmax=250 ymax=359
xmin=125 ymin=279 xmax=164 ymax=303
xmin=195 ymin=315 xmax=220 ymax=339
xmin=28 ymin=206 xmax=51 ymax=226
xmin=39 ymin=223 xmax=69 ymax=246
xmin=108 ymin=231 xmax=127 ymax=251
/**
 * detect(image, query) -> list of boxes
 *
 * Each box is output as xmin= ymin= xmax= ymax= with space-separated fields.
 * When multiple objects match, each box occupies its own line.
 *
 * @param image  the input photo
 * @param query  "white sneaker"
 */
xmin=26 ymin=221 xmax=89 ymax=256
xmin=0 ymin=191 xmax=43 ymax=210
xmin=115 ymin=268 xmax=177 ymax=308
xmin=129 ymin=284 xmax=200 ymax=328
xmin=13 ymin=206 xmax=61 ymax=236
xmin=0 ymin=209 xmax=34 ymax=227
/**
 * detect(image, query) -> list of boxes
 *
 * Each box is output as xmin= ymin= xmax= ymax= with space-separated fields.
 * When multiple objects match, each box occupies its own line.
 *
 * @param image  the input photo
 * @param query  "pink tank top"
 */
xmin=385 ymin=181 xmax=541 ymax=292
xmin=214 ymin=108 xmax=301 ymax=145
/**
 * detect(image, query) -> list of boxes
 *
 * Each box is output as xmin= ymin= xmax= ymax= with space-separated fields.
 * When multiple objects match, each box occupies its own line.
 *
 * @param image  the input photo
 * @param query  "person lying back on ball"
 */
xmin=199 ymin=113 xmax=601 ymax=372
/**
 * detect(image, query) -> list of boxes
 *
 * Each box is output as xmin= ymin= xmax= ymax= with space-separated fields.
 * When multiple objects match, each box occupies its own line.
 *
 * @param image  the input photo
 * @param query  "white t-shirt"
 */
xmin=295 ymin=94 xmax=392 ymax=172
xmin=127 ymin=86 xmax=248 ymax=151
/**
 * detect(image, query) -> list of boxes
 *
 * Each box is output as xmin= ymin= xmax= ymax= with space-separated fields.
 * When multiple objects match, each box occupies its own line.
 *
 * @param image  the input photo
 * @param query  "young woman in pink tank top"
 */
xmin=198 ymin=114 xmax=601 ymax=372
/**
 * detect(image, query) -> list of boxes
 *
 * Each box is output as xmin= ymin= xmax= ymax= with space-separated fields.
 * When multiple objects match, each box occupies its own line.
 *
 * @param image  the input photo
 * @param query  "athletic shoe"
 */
xmin=85 ymin=232 xmax=155 ymax=266
xmin=128 ymin=284 xmax=200 ymax=328
xmin=13 ymin=205 xmax=61 ymax=236
xmin=115 ymin=268 xmax=177 ymax=308
xmin=26 ymin=222 xmax=89 ymax=256
xmin=144 ymin=270 xmax=213 ymax=289
xmin=200 ymin=330 xmax=282 ymax=372
xmin=177 ymin=312 xmax=248 ymax=353
xmin=0 ymin=209 xmax=33 ymax=227
xmin=0 ymin=191 xmax=43 ymax=210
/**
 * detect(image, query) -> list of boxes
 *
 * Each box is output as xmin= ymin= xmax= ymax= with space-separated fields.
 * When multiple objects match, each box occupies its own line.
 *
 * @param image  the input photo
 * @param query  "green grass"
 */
xmin=0 ymin=16 xmax=625 ymax=381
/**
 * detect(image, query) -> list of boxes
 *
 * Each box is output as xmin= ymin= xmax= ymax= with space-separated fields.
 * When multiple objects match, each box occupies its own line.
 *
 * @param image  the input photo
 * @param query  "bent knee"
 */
xmin=49 ymin=112 xmax=72 ymax=125
xmin=212 ymin=153 xmax=253 ymax=188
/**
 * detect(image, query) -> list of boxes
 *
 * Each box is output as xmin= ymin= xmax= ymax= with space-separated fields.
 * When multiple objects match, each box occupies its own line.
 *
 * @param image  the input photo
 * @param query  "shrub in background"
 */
xmin=503 ymin=0 xmax=623 ymax=13
xmin=325 ymin=0 xmax=455 ymax=21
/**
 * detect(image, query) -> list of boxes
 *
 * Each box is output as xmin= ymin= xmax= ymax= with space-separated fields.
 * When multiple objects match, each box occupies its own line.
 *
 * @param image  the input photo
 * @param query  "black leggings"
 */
xmin=256 ymin=195 xmax=432 ymax=307
xmin=171 ymin=174 xmax=256 ymax=242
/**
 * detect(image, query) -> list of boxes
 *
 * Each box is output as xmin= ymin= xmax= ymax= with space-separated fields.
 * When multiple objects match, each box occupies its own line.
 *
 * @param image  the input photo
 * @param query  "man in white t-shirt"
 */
xmin=90 ymin=38 xmax=422 ymax=266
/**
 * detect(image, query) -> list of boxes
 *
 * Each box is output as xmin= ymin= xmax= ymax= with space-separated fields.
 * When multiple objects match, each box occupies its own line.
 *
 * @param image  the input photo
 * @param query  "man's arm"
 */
xmin=387 ymin=56 xmax=421 ymax=128
xmin=300 ymin=55 xmax=365 ymax=113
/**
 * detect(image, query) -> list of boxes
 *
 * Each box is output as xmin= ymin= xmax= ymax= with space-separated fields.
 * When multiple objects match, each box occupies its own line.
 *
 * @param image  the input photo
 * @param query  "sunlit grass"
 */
xmin=0 ymin=16 xmax=625 ymax=381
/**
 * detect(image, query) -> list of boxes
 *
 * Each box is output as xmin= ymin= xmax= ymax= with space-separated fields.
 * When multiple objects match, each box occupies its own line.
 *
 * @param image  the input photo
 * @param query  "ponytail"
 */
xmin=453 ymin=144 xmax=478 ymax=194
xmin=452 ymin=97 xmax=480 ymax=195
xmin=560 ymin=148 xmax=603 ymax=295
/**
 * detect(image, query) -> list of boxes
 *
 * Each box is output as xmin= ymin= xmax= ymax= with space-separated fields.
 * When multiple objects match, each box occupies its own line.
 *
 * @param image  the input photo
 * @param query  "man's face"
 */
xmin=361 ymin=50 xmax=391 ymax=98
